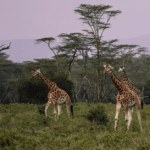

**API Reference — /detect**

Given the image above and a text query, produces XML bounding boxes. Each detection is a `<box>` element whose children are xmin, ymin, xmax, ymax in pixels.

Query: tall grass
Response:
<box><xmin>0</xmin><ymin>103</ymin><xmax>150</xmax><ymax>150</ymax></box>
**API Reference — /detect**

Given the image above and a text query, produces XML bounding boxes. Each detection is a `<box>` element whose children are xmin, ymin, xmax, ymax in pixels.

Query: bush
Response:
<box><xmin>16</xmin><ymin>78</ymin><xmax>48</xmax><ymax>104</ymax></box>
<box><xmin>37</xmin><ymin>105</ymin><xmax>45</xmax><ymax>115</ymax></box>
<box><xmin>86</xmin><ymin>105</ymin><xmax>109</xmax><ymax>125</ymax></box>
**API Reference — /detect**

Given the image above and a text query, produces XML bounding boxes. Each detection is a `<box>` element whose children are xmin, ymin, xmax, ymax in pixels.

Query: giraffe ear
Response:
<box><xmin>118</xmin><ymin>67</ymin><xmax>122</xmax><ymax>72</ymax></box>
<box><xmin>103</xmin><ymin>64</ymin><xmax>106</xmax><ymax>68</ymax></box>
<box><xmin>109</xmin><ymin>65</ymin><xmax>114</xmax><ymax>69</ymax></box>
<box><xmin>118</xmin><ymin>66</ymin><xmax>124</xmax><ymax>72</ymax></box>
<box><xmin>103</xmin><ymin>63</ymin><xmax>108</xmax><ymax>68</ymax></box>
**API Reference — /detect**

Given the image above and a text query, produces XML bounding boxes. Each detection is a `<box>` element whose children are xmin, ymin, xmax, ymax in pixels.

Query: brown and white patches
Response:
<box><xmin>104</xmin><ymin>63</ymin><xmax>143</xmax><ymax>131</ymax></box>
<box><xmin>31</xmin><ymin>67</ymin><xmax>73</xmax><ymax>119</ymax></box>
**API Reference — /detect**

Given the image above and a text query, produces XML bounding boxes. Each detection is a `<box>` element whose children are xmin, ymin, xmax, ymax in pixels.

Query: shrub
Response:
<box><xmin>37</xmin><ymin>105</ymin><xmax>45</xmax><ymax>115</ymax></box>
<box><xmin>86</xmin><ymin>105</ymin><xmax>109</xmax><ymax>125</ymax></box>
<box><xmin>17</xmin><ymin>78</ymin><xmax>48</xmax><ymax>104</ymax></box>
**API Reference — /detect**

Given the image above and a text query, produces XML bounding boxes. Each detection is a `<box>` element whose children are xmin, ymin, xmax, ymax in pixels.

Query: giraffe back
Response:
<box><xmin>117</xmin><ymin>90</ymin><xmax>141</xmax><ymax>108</ymax></box>
<box><xmin>48</xmin><ymin>87</ymin><xmax>71</xmax><ymax>104</ymax></box>
<box><xmin>119</xmin><ymin>67</ymin><xmax>141</xmax><ymax>96</ymax></box>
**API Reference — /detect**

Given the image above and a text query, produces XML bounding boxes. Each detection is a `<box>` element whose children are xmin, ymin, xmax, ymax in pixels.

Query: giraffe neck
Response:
<box><xmin>122</xmin><ymin>70</ymin><xmax>141</xmax><ymax>95</ymax></box>
<box><xmin>38</xmin><ymin>73</ymin><xmax>57</xmax><ymax>91</ymax></box>
<box><xmin>109</xmin><ymin>71</ymin><xmax>125</xmax><ymax>92</ymax></box>
<box><xmin>122</xmin><ymin>69</ymin><xmax>129</xmax><ymax>81</ymax></box>
<box><xmin>122</xmin><ymin>69</ymin><xmax>133</xmax><ymax>86</ymax></box>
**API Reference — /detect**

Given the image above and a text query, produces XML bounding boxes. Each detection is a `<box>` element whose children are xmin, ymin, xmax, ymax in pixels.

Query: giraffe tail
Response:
<box><xmin>141</xmin><ymin>97</ymin><xmax>144</xmax><ymax>109</ymax></box>
<box><xmin>70</xmin><ymin>103</ymin><xmax>74</xmax><ymax>118</ymax></box>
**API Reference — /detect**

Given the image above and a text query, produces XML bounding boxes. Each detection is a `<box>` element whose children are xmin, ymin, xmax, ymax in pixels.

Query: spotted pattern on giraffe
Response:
<box><xmin>103</xmin><ymin>63</ymin><xmax>143</xmax><ymax>131</ymax></box>
<box><xmin>32</xmin><ymin>67</ymin><xmax>73</xmax><ymax>119</ymax></box>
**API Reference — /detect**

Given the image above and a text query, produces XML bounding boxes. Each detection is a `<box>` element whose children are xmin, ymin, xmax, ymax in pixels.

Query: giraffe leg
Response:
<box><xmin>57</xmin><ymin>104</ymin><xmax>62</xmax><ymax>119</ymax></box>
<box><xmin>136</xmin><ymin>108</ymin><xmax>143</xmax><ymax>131</ymax></box>
<box><xmin>125</xmin><ymin>106</ymin><xmax>129</xmax><ymax>130</ymax></box>
<box><xmin>53</xmin><ymin>104</ymin><xmax>58</xmax><ymax>120</ymax></box>
<box><xmin>125</xmin><ymin>107</ymin><xmax>128</xmax><ymax>121</ymax></box>
<box><xmin>126</xmin><ymin>107</ymin><xmax>133</xmax><ymax>131</ymax></box>
<box><xmin>114</xmin><ymin>102</ymin><xmax>121</xmax><ymax>130</ymax></box>
<box><xmin>65</xmin><ymin>95</ymin><xmax>73</xmax><ymax>118</ymax></box>
<box><xmin>66</xmin><ymin>103</ymin><xmax>71</xmax><ymax>117</ymax></box>
<box><xmin>131</xmin><ymin>106</ymin><xmax>134</xmax><ymax>113</ymax></box>
<box><xmin>45</xmin><ymin>101</ymin><xmax>51</xmax><ymax>117</ymax></box>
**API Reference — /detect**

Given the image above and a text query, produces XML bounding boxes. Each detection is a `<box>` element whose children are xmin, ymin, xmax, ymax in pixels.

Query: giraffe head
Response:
<box><xmin>103</xmin><ymin>63</ymin><xmax>114</xmax><ymax>74</ymax></box>
<box><xmin>118</xmin><ymin>66</ymin><xmax>125</xmax><ymax>72</ymax></box>
<box><xmin>32</xmin><ymin>67</ymin><xmax>41</xmax><ymax>76</ymax></box>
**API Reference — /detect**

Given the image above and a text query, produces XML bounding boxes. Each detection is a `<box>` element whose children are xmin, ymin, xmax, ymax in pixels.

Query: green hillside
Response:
<box><xmin>0</xmin><ymin>103</ymin><xmax>150</xmax><ymax>150</ymax></box>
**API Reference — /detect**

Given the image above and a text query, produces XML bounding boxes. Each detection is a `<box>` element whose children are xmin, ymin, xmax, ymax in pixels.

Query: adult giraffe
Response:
<box><xmin>118</xmin><ymin>66</ymin><xmax>143</xmax><ymax>108</ymax></box>
<box><xmin>32</xmin><ymin>67</ymin><xmax>73</xmax><ymax>119</ymax></box>
<box><xmin>103</xmin><ymin>64</ymin><xmax>143</xmax><ymax>131</ymax></box>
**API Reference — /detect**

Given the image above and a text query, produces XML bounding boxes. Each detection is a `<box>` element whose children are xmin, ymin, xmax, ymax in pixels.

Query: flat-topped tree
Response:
<box><xmin>75</xmin><ymin>4</ymin><xmax>121</xmax><ymax>101</ymax></box>
<box><xmin>116</xmin><ymin>44</ymin><xmax>147</xmax><ymax>66</ymax></box>
<box><xmin>0</xmin><ymin>43</ymin><xmax>11</xmax><ymax>62</ymax></box>
<box><xmin>58</xmin><ymin>33</ymin><xmax>85</xmax><ymax>72</ymax></box>
<box><xmin>36</xmin><ymin>37</ymin><xmax>60</xmax><ymax>67</ymax></box>
<box><xmin>0</xmin><ymin>42</ymin><xmax>11</xmax><ymax>52</ymax></box>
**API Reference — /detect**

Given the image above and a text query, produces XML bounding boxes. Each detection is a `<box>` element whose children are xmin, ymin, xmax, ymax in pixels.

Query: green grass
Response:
<box><xmin>0</xmin><ymin>103</ymin><xmax>150</xmax><ymax>150</ymax></box>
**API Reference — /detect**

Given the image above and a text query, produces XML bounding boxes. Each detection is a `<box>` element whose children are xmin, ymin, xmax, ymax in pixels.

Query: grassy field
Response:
<box><xmin>0</xmin><ymin>103</ymin><xmax>150</xmax><ymax>150</ymax></box>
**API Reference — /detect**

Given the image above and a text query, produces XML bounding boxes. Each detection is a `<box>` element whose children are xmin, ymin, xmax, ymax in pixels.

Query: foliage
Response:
<box><xmin>37</xmin><ymin>105</ymin><xmax>45</xmax><ymax>115</ymax></box>
<box><xmin>74</xmin><ymin>4</ymin><xmax>121</xmax><ymax>101</ymax></box>
<box><xmin>86</xmin><ymin>105</ymin><xmax>109</xmax><ymax>125</ymax></box>
<box><xmin>0</xmin><ymin>4</ymin><xmax>150</xmax><ymax>104</ymax></box>
<box><xmin>17</xmin><ymin>78</ymin><xmax>48</xmax><ymax>104</ymax></box>
<box><xmin>53</xmin><ymin>77</ymin><xmax>75</xmax><ymax>99</ymax></box>
<box><xmin>16</xmin><ymin>75</ymin><xmax>75</xmax><ymax>104</ymax></box>
<box><xmin>0</xmin><ymin>55</ymin><xmax>150</xmax><ymax>104</ymax></box>
<box><xmin>0</xmin><ymin>103</ymin><xmax>150</xmax><ymax>150</ymax></box>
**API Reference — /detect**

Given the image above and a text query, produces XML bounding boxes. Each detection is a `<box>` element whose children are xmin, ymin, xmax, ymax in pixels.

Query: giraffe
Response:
<box><xmin>32</xmin><ymin>67</ymin><xmax>73</xmax><ymax>119</ymax></box>
<box><xmin>103</xmin><ymin>64</ymin><xmax>143</xmax><ymax>131</ymax></box>
<box><xmin>118</xmin><ymin>66</ymin><xmax>143</xmax><ymax>108</ymax></box>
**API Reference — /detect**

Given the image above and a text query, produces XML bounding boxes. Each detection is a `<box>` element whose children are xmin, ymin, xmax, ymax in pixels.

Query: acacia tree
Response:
<box><xmin>58</xmin><ymin>33</ymin><xmax>82</xmax><ymax>73</ymax></box>
<box><xmin>116</xmin><ymin>44</ymin><xmax>146</xmax><ymax>66</ymax></box>
<box><xmin>0</xmin><ymin>43</ymin><xmax>18</xmax><ymax>103</ymax></box>
<box><xmin>0</xmin><ymin>42</ymin><xmax>11</xmax><ymax>52</ymax></box>
<box><xmin>58</xmin><ymin>32</ymin><xmax>92</xmax><ymax>76</ymax></box>
<box><xmin>75</xmin><ymin>4</ymin><xmax>121</xmax><ymax>101</ymax></box>
<box><xmin>36</xmin><ymin>36</ymin><xmax>76</xmax><ymax>75</ymax></box>
<box><xmin>36</xmin><ymin>37</ymin><xmax>61</xmax><ymax>69</ymax></box>
<box><xmin>58</xmin><ymin>32</ymin><xmax>93</xmax><ymax>101</ymax></box>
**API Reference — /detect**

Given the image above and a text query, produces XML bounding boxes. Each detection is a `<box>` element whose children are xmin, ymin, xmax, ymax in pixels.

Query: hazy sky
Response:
<box><xmin>0</xmin><ymin>0</ymin><xmax>150</xmax><ymax>40</ymax></box>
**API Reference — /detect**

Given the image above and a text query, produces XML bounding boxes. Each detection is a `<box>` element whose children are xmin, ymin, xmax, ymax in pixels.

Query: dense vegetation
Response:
<box><xmin>0</xmin><ymin>56</ymin><xmax>150</xmax><ymax>104</ymax></box>
<box><xmin>0</xmin><ymin>103</ymin><xmax>150</xmax><ymax>150</ymax></box>
<box><xmin>0</xmin><ymin>3</ymin><xmax>150</xmax><ymax>150</ymax></box>
<box><xmin>0</xmin><ymin>4</ymin><xmax>149</xmax><ymax>104</ymax></box>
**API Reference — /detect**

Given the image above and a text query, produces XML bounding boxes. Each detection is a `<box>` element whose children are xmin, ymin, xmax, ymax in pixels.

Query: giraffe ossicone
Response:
<box><xmin>118</xmin><ymin>66</ymin><xmax>124</xmax><ymax>72</ymax></box>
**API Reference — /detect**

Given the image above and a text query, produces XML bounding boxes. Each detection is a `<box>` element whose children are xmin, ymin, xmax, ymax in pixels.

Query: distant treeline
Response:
<box><xmin>0</xmin><ymin>4</ymin><xmax>150</xmax><ymax>104</ymax></box>
<box><xmin>0</xmin><ymin>55</ymin><xmax>150</xmax><ymax>104</ymax></box>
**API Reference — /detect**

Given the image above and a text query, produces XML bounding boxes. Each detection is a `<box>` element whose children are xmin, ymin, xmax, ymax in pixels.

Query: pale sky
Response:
<box><xmin>0</xmin><ymin>0</ymin><xmax>150</xmax><ymax>40</ymax></box>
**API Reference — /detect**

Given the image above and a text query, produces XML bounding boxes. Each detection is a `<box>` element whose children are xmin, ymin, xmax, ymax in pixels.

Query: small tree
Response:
<box><xmin>36</xmin><ymin>37</ymin><xmax>61</xmax><ymax>69</ymax></box>
<box><xmin>75</xmin><ymin>4</ymin><xmax>121</xmax><ymax>101</ymax></box>
<box><xmin>0</xmin><ymin>43</ymin><xmax>11</xmax><ymax>52</ymax></box>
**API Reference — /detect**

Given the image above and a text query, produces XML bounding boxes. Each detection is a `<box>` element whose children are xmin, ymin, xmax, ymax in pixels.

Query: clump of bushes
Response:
<box><xmin>37</xmin><ymin>105</ymin><xmax>45</xmax><ymax>115</ymax></box>
<box><xmin>86</xmin><ymin>105</ymin><xmax>109</xmax><ymax>125</ymax></box>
